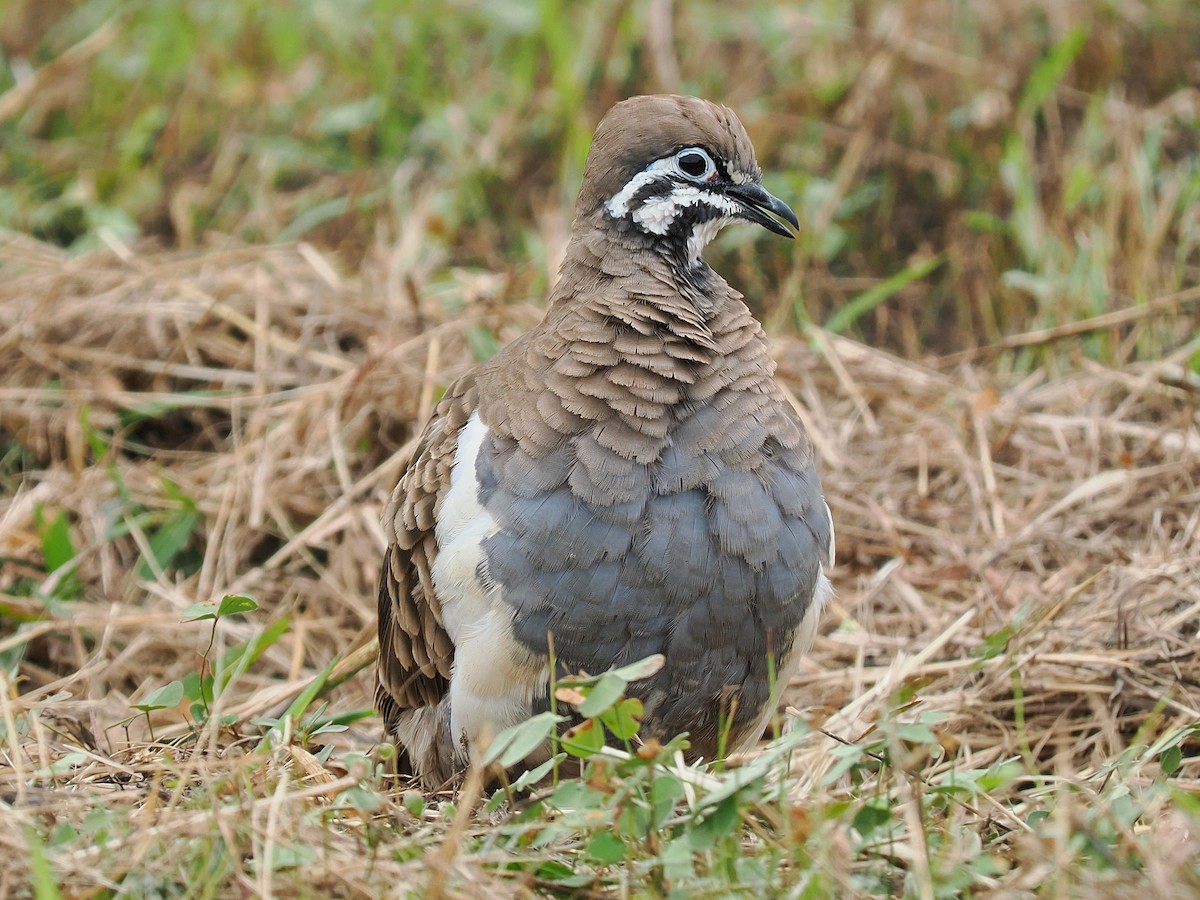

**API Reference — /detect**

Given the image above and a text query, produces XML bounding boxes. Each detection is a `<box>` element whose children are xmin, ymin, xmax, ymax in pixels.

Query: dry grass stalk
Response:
<box><xmin>1</xmin><ymin>231</ymin><xmax>1197</xmax><ymax>892</ymax></box>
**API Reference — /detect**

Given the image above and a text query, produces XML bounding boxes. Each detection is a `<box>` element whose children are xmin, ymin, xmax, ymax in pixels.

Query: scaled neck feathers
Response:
<box><xmin>545</xmin><ymin>207</ymin><xmax>745</xmax><ymax>353</ymax></box>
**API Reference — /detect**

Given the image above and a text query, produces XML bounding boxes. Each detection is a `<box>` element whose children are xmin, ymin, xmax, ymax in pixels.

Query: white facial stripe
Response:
<box><xmin>606</xmin><ymin>157</ymin><xmax>677</xmax><ymax>219</ymax></box>
<box><xmin>630</xmin><ymin>184</ymin><xmax>740</xmax><ymax>235</ymax></box>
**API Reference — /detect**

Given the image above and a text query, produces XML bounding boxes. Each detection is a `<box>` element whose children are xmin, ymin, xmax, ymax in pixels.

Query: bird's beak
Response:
<box><xmin>726</xmin><ymin>183</ymin><xmax>799</xmax><ymax>239</ymax></box>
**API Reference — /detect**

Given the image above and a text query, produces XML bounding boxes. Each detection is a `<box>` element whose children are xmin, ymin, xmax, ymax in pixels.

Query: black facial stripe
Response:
<box><xmin>677</xmin><ymin>198</ymin><xmax>727</xmax><ymax>227</ymax></box>
<box><xmin>630</xmin><ymin>180</ymin><xmax>662</xmax><ymax>211</ymax></box>
<box><xmin>661</xmin><ymin>196</ymin><xmax>731</xmax><ymax>243</ymax></box>
<box><xmin>628</xmin><ymin>175</ymin><xmax>733</xmax><ymax>217</ymax></box>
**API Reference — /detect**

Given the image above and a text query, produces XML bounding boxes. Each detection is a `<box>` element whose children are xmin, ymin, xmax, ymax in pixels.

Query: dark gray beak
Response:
<box><xmin>726</xmin><ymin>182</ymin><xmax>800</xmax><ymax>238</ymax></box>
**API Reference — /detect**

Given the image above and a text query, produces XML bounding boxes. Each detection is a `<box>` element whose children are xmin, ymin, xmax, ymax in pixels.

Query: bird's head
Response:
<box><xmin>576</xmin><ymin>95</ymin><xmax>798</xmax><ymax>264</ymax></box>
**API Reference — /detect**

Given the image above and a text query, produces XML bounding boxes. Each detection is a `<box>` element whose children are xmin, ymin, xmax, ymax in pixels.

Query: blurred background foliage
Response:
<box><xmin>1</xmin><ymin>0</ymin><xmax>1198</xmax><ymax>359</ymax></box>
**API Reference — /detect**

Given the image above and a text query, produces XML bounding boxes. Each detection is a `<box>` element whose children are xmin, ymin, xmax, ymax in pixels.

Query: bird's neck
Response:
<box><xmin>547</xmin><ymin>215</ymin><xmax>743</xmax><ymax>351</ymax></box>
<box><xmin>481</xmin><ymin>216</ymin><xmax>775</xmax><ymax>456</ymax></box>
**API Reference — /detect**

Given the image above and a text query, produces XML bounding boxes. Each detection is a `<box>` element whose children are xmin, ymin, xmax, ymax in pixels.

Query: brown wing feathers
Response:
<box><xmin>375</xmin><ymin>378</ymin><xmax>478</xmax><ymax>736</ymax></box>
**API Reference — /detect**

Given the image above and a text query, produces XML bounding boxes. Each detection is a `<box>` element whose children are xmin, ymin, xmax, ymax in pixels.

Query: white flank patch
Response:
<box><xmin>822</xmin><ymin>498</ymin><xmax>836</xmax><ymax>568</ymax></box>
<box><xmin>432</xmin><ymin>411</ymin><xmax>548</xmax><ymax>765</ymax></box>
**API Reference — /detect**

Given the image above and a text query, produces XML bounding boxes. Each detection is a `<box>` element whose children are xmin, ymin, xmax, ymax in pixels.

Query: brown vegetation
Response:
<box><xmin>1</xmin><ymin>230</ymin><xmax>1197</xmax><ymax>892</ymax></box>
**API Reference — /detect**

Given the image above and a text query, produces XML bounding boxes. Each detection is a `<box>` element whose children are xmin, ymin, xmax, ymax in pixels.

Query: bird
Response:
<box><xmin>376</xmin><ymin>94</ymin><xmax>833</xmax><ymax>789</ymax></box>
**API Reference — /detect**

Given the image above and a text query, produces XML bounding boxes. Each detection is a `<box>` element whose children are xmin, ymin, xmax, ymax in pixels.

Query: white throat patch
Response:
<box><xmin>686</xmin><ymin>216</ymin><xmax>731</xmax><ymax>263</ymax></box>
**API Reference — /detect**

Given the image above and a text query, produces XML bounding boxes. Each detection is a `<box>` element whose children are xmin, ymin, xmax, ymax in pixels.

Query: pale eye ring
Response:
<box><xmin>674</xmin><ymin>147</ymin><xmax>716</xmax><ymax>181</ymax></box>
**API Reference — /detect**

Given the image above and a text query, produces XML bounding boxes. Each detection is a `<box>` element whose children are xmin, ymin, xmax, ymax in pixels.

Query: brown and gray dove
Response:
<box><xmin>376</xmin><ymin>94</ymin><xmax>834</xmax><ymax>788</ymax></box>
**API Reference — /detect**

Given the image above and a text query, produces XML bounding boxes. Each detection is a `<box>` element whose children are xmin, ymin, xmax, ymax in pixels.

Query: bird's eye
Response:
<box><xmin>675</xmin><ymin>148</ymin><xmax>715</xmax><ymax>180</ymax></box>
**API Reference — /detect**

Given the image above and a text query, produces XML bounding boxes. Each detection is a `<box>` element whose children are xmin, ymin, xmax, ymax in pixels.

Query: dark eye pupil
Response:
<box><xmin>678</xmin><ymin>152</ymin><xmax>708</xmax><ymax>177</ymax></box>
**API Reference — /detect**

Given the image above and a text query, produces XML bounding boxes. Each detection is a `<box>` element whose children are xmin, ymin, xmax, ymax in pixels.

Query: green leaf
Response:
<box><xmin>277</xmin><ymin>656</ymin><xmax>338</xmax><ymax>726</ymax></box>
<box><xmin>689</xmin><ymin>796</ymin><xmax>740</xmax><ymax>850</ymax></box>
<box><xmin>610</xmin><ymin>654</ymin><xmax>666</xmax><ymax>682</ymax></box>
<box><xmin>338</xmin><ymin>787</ymin><xmax>382</xmax><ymax>814</ymax></box>
<box><xmin>80</xmin><ymin>808</ymin><xmax>111</xmax><ymax>843</ymax></box>
<box><xmin>183</xmin><ymin>594</ymin><xmax>258</xmax><ymax>623</ymax></box>
<box><xmin>509</xmin><ymin>754</ymin><xmax>562</xmax><ymax>790</ymax></box>
<box><xmin>482</xmin><ymin>711</ymin><xmax>564</xmax><ymax>768</ymax></box>
<box><xmin>585</xmin><ymin>831</ymin><xmax>625</xmax><ymax>865</ymax></box>
<box><xmin>48</xmin><ymin>823</ymin><xmax>78</xmax><ymax>848</ymax></box>
<box><xmin>696</xmin><ymin>764</ymin><xmax>768</xmax><ymax>810</ymax></box>
<box><xmin>659</xmin><ymin>836</ymin><xmax>695</xmax><ymax>883</ymax></box>
<box><xmin>599</xmin><ymin>697</ymin><xmax>643</xmax><ymax>741</ymax></box>
<box><xmin>25</xmin><ymin>827</ymin><xmax>62</xmax><ymax>900</ymax></box>
<box><xmin>78</xmin><ymin>405</ymin><xmax>110</xmax><ymax>460</ymax></box>
<box><xmin>135</xmin><ymin>508</ymin><xmax>198</xmax><ymax>580</ymax></box>
<box><xmin>821</xmin><ymin>741</ymin><xmax>871</xmax><ymax>785</ymax></box>
<box><xmin>1161</xmin><ymin>745</ymin><xmax>1183</xmax><ymax>777</ymax></box>
<box><xmin>650</xmin><ymin>774</ymin><xmax>684</xmax><ymax>829</ymax></box>
<box><xmin>262</xmin><ymin>844</ymin><xmax>317</xmax><ymax>872</ymax></box>
<box><xmin>36</xmin><ymin>508</ymin><xmax>75</xmax><ymax>575</ymax></box>
<box><xmin>974</xmin><ymin>625</ymin><xmax>1013</xmax><ymax>665</ymax></box>
<box><xmin>217</xmin><ymin>594</ymin><xmax>258</xmax><ymax>617</ymax></box>
<box><xmin>214</xmin><ymin>616</ymin><xmax>290</xmax><ymax>696</ymax></box>
<box><xmin>549</xmin><ymin>779</ymin><xmax>607</xmax><ymax>811</ymax></box>
<box><xmin>133</xmin><ymin>680</ymin><xmax>184</xmax><ymax>712</ymax></box>
<box><xmin>978</xmin><ymin>760</ymin><xmax>1022</xmax><ymax>792</ymax></box>
<box><xmin>182</xmin><ymin>670</ymin><xmax>214</xmax><ymax>706</ymax></box>
<box><xmin>306</xmin><ymin>707</ymin><xmax>376</xmax><ymax>730</ymax></box>
<box><xmin>403</xmin><ymin>793</ymin><xmax>425</xmax><ymax>817</ymax></box>
<box><xmin>852</xmin><ymin>798</ymin><xmax>893</xmax><ymax>838</ymax></box>
<box><xmin>617</xmin><ymin>800</ymin><xmax>651</xmax><ymax>839</ymax></box>
<box><xmin>182</xmin><ymin>603</ymin><xmax>218</xmax><ymax>622</ymax></box>
<box><xmin>578</xmin><ymin>672</ymin><xmax>627</xmax><ymax>719</ymax></box>
<box><xmin>534</xmin><ymin>859</ymin><xmax>592</xmax><ymax>888</ymax></box>
<box><xmin>32</xmin><ymin>751</ymin><xmax>90</xmax><ymax>778</ymax></box>
<box><xmin>561</xmin><ymin>718</ymin><xmax>606</xmax><ymax>758</ymax></box>
<box><xmin>891</xmin><ymin>722</ymin><xmax>939</xmax><ymax>744</ymax></box>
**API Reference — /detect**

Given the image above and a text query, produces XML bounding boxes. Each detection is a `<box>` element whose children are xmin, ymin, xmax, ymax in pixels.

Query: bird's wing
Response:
<box><xmin>375</xmin><ymin>376</ymin><xmax>479</xmax><ymax>733</ymax></box>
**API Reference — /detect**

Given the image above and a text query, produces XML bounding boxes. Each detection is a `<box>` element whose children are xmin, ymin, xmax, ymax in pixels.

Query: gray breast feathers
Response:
<box><xmin>476</xmin><ymin>389</ymin><xmax>830</xmax><ymax>756</ymax></box>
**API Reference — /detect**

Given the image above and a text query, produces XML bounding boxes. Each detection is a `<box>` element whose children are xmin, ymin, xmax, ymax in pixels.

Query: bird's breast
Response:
<box><xmin>467</xmin><ymin>399</ymin><xmax>828</xmax><ymax>685</ymax></box>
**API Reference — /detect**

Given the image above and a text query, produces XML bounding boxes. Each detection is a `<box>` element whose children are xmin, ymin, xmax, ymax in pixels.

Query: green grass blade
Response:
<box><xmin>824</xmin><ymin>255</ymin><xmax>944</xmax><ymax>335</ymax></box>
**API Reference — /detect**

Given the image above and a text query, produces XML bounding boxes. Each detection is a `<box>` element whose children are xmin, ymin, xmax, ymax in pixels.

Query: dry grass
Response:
<box><xmin>1</xmin><ymin>226</ymin><xmax>1199</xmax><ymax>895</ymax></box>
<box><xmin>5</xmin><ymin>0</ymin><xmax>1200</xmax><ymax>893</ymax></box>
<box><xmin>5</xmin><ymin>0</ymin><xmax>1200</xmax><ymax>360</ymax></box>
